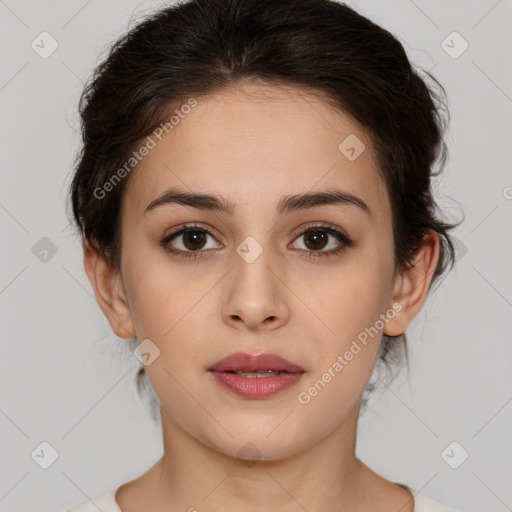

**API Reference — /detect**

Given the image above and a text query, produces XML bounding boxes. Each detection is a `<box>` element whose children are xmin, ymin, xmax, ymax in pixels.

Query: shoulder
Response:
<box><xmin>411</xmin><ymin>489</ymin><xmax>466</xmax><ymax>512</ymax></box>
<box><xmin>62</xmin><ymin>487</ymin><xmax>122</xmax><ymax>512</ymax></box>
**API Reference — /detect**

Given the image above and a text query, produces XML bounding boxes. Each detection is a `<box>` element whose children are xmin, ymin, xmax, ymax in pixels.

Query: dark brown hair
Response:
<box><xmin>67</xmin><ymin>0</ymin><xmax>461</xmax><ymax>419</ymax></box>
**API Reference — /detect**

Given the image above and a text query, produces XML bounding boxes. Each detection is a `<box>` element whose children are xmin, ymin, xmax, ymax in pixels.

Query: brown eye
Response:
<box><xmin>181</xmin><ymin>230</ymin><xmax>208</xmax><ymax>250</ymax></box>
<box><xmin>290</xmin><ymin>224</ymin><xmax>355</xmax><ymax>259</ymax></box>
<box><xmin>302</xmin><ymin>229</ymin><xmax>329</xmax><ymax>250</ymax></box>
<box><xmin>160</xmin><ymin>225</ymin><xmax>222</xmax><ymax>259</ymax></box>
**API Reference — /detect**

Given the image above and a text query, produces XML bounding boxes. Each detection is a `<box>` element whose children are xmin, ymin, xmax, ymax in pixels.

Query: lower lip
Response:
<box><xmin>209</xmin><ymin>371</ymin><xmax>304</xmax><ymax>399</ymax></box>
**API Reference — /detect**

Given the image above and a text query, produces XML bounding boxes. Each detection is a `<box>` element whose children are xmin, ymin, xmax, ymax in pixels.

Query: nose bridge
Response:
<box><xmin>222</xmin><ymin>234</ymin><xmax>289</xmax><ymax>329</ymax></box>
<box><xmin>233</xmin><ymin>234</ymin><xmax>281</xmax><ymax>299</ymax></box>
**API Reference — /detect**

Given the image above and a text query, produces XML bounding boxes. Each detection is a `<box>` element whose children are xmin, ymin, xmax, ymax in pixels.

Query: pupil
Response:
<box><xmin>305</xmin><ymin>230</ymin><xmax>327</xmax><ymax>250</ymax></box>
<box><xmin>184</xmin><ymin>230</ymin><xmax>206</xmax><ymax>250</ymax></box>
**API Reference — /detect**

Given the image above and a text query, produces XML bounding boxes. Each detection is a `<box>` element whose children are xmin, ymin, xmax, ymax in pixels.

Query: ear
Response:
<box><xmin>384</xmin><ymin>229</ymin><xmax>440</xmax><ymax>337</ymax></box>
<box><xmin>82</xmin><ymin>238</ymin><xmax>136</xmax><ymax>339</ymax></box>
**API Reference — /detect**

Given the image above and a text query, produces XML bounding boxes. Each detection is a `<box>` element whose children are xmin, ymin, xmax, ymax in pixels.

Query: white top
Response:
<box><xmin>63</xmin><ymin>484</ymin><xmax>466</xmax><ymax>512</ymax></box>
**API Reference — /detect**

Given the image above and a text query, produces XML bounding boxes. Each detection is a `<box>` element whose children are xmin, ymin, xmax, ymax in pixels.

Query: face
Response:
<box><xmin>113</xmin><ymin>82</ymin><xmax>401</xmax><ymax>460</ymax></box>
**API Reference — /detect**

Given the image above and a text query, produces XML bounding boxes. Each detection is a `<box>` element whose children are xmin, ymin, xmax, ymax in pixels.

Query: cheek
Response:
<box><xmin>295</xmin><ymin>248</ymin><xmax>394</xmax><ymax>409</ymax></box>
<box><xmin>121</xmin><ymin>233</ymin><xmax>214</xmax><ymax>340</ymax></box>
<box><xmin>309</xmin><ymin>252</ymin><xmax>394</xmax><ymax>345</ymax></box>
<box><xmin>294</xmin><ymin>270</ymin><xmax>389</xmax><ymax>420</ymax></box>
<box><xmin>123</xmin><ymin>260</ymin><xmax>212</xmax><ymax>412</ymax></box>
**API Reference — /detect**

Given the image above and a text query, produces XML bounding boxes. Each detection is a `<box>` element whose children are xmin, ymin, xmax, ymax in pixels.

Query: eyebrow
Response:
<box><xmin>144</xmin><ymin>187</ymin><xmax>372</xmax><ymax>218</ymax></box>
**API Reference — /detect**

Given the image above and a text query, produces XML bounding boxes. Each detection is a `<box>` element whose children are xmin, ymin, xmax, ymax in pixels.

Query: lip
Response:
<box><xmin>208</xmin><ymin>352</ymin><xmax>305</xmax><ymax>399</ymax></box>
<box><xmin>209</xmin><ymin>352</ymin><xmax>304</xmax><ymax>373</ymax></box>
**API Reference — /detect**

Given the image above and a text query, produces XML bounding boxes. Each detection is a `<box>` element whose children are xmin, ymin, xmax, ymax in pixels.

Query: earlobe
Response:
<box><xmin>383</xmin><ymin>229</ymin><xmax>440</xmax><ymax>337</ymax></box>
<box><xmin>83</xmin><ymin>238</ymin><xmax>136</xmax><ymax>339</ymax></box>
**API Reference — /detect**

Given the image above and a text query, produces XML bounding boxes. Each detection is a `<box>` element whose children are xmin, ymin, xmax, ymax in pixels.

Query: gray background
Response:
<box><xmin>1</xmin><ymin>0</ymin><xmax>511</xmax><ymax>511</ymax></box>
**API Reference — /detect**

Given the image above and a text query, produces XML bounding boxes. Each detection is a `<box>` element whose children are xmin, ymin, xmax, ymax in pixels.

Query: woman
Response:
<box><xmin>65</xmin><ymin>0</ymin><xmax>464</xmax><ymax>510</ymax></box>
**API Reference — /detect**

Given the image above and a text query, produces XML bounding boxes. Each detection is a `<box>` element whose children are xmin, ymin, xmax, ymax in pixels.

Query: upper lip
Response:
<box><xmin>208</xmin><ymin>352</ymin><xmax>304</xmax><ymax>373</ymax></box>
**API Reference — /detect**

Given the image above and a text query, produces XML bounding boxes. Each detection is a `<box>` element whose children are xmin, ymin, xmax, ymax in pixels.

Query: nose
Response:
<box><xmin>221</xmin><ymin>246</ymin><xmax>290</xmax><ymax>332</ymax></box>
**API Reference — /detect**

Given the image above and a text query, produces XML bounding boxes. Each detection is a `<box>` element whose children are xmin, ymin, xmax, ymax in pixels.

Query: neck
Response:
<box><xmin>148</xmin><ymin>402</ymin><xmax>369</xmax><ymax>512</ymax></box>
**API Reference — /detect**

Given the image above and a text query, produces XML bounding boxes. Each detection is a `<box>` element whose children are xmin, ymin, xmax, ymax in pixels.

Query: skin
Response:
<box><xmin>83</xmin><ymin>80</ymin><xmax>439</xmax><ymax>512</ymax></box>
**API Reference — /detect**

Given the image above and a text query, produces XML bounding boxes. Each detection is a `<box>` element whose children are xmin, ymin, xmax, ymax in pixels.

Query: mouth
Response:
<box><xmin>208</xmin><ymin>351</ymin><xmax>305</xmax><ymax>373</ymax></box>
<box><xmin>208</xmin><ymin>352</ymin><xmax>305</xmax><ymax>399</ymax></box>
<box><xmin>225</xmin><ymin>370</ymin><xmax>287</xmax><ymax>377</ymax></box>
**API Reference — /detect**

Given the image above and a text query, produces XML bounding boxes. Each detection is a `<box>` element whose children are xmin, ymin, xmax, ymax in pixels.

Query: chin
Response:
<box><xmin>198</xmin><ymin>421</ymin><xmax>311</xmax><ymax>463</ymax></box>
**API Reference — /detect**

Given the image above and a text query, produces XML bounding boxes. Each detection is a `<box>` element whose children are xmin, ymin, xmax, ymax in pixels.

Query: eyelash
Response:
<box><xmin>159</xmin><ymin>222</ymin><xmax>354</xmax><ymax>261</ymax></box>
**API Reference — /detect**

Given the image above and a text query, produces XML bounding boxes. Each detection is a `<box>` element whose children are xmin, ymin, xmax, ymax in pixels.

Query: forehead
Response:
<box><xmin>122</xmin><ymin>82</ymin><xmax>389</xmax><ymax>221</ymax></box>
